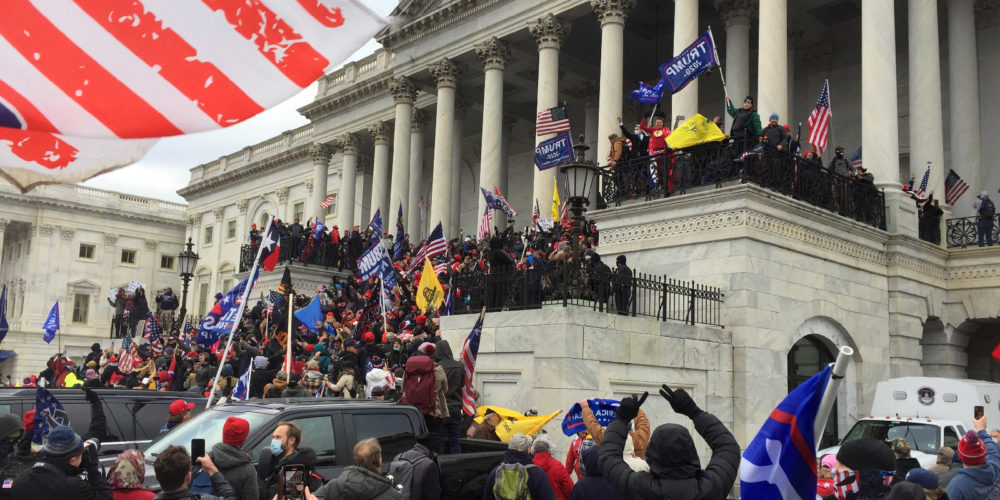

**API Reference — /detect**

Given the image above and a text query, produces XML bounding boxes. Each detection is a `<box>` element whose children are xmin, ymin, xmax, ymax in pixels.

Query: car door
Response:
<box><xmin>246</xmin><ymin>412</ymin><xmax>341</xmax><ymax>482</ymax></box>
<box><xmin>343</xmin><ymin>409</ymin><xmax>421</xmax><ymax>469</ymax></box>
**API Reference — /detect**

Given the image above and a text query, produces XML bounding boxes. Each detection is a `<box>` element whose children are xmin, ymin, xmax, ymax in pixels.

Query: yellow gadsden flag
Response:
<box><xmin>416</xmin><ymin>258</ymin><xmax>444</xmax><ymax>313</ymax></box>
<box><xmin>666</xmin><ymin>113</ymin><xmax>727</xmax><ymax>150</ymax></box>
<box><xmin>473</xmin><ymin>406</ymin><xmax>561</xmax><ymax>442</ymax></box>
<box><xmin>551</xmin><ymin>182</ymin><xmax>561</xmax><ymax>219</ymax></box>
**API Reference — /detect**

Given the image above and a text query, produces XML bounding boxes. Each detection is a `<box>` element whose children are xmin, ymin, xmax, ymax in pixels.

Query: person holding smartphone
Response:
<box><xmin>151</xmin><ymin>446</ymin><xmax>234</xmax><ymax>500</ymax></box>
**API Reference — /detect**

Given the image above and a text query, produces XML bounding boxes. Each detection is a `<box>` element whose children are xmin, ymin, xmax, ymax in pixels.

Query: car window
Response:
<box><xmin>126</xmin><ymin>401</ymin><xmax>174</xmax><ymax>440</ymax></box>
<box><xmin>352</xmin><ymin>413</ymin><xmax>414</xmax><ymax>441</ymax></box>
<box><xmin>146</xmin><ymin>410</ymin><xmax>273</xmax><ymax>457</ymax></box>
<box><xmin>944</xmin><ymin>426</ymin><xmax>960</xmax><ymax>448</ymax></box>
<box><xmin>249</xmin><ymin>416</ymin><xmax>337</xmax><ymax>466</ymax></box>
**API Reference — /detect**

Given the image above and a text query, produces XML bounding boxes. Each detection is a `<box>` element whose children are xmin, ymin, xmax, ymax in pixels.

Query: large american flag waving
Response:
<box><xmin>0</xmin><ymin>1</ymin><xmax>385</xmax><ymax>191</ymax></box>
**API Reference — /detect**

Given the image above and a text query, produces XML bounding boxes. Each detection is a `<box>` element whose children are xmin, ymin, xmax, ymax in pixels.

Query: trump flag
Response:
<box><xmin>0</xmin><ymin>1</ymin><xmax>386</xmax><ymax>191</ymax></box>
<box><xmin>740</xmin><ymin>365</ymin><xmax>832</xmax><ymax>499</ymax></box>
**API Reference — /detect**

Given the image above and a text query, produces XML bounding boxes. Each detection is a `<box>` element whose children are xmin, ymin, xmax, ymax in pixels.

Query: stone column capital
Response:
<box><xmin>799</xmin><ymin>42</ymin><xmax>832</xmax><ymax>74</ymax></box>
<box><xmin>590</xmin><ymin>0</ymin><xmax>636</xmax><ymax>27</ymax></box>
<box><xmin>975</xmin><ymin>0</ymin><xmax>1000</xmax><ymax>28</ymax></box>
<box><xmin>430</xmin><ymin>57</ymin><xmax>461</xmax><ymax>89</ymax></box>
<box><xmin>59</xmin><ymin>227</ymin><xmax>75</xmax><ymax>241</ymax></box>
<box><xmin>236</xmin><ymin>199</ymin><xmax>249</xmax><ymax>214</ymax></box>
<box><xmin>144</xmin><ymin>239</ymin><xmax>159</xmax><ymax>250</ymax></box>
<box><xmin>0</xmin><ymin>218</ymin><xmax>9</xmax><ymax>232</ymax></box>
<box><xmin>411</xmin><ymin>108</ymin><xmax>429</xmax><ymax>133</ymax></box>
<box><xmin>715</xmin><ymin>0</ymin><xmax>756</xmax><ymax>27</ymax></box>
<box><xmin>212</xmin><ymin>207</ymin><xmax>225</xmax><ymax>219</ymax></box>
<box><xmin>368</xmin><ymin>121</ymin><xmax>393</xmax><ymax>145</ymax></box>
<box><xmin>275</xmin><ymin>187</ymin><xmax>290</xmax><ymax>202</ymax></box>
<box><xmin>530</xmin><ymin>13</ymin><xmax>571</xmax><ymax>50</ymax></box>
<box><xmin>36</xmin><ymin>224</ymin><xmax>54</xmax><ymax>237</ymax></box>
<box><xmin>310</xmin><ymin>143</ymin><xmax>332</xmax><ymax>163</ymax></box>
<box><xmin>475</xmin><ymin>37</ymin><xmax>510</xmax><ymax>71</ymax></box>
<box><xmin>573</xmin><ymin>82</ymin><xmax>601</xmax><ymax>103</ymax></box>
<box><xmin>337</xmin><ymin>132</ymin><xmax>359</xmax><ymax>155</ymax></box>
<box><xmin>389</xmin><ymin>76</ymin><xmax>417</xmax><ymax>104</ymax></box>
<box><xmin>357</xmin><ymin>155</ymin><xmax>373</xmax><ymax>174</ymax></box>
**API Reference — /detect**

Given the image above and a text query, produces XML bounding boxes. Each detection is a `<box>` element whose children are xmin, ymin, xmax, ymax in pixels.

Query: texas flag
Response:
<box><xmin>0</xmin><ymin>1</ymin><xmax>386</xmax><ymax>191</ymax></box>
<box><xmin>740</xmin><ymin>365</ymin><xmax>832</xmax><ymax>499</ymax></box>
<box><xmin>258</xmin><ymin>219</ymin><xmax>280</xmax><ymax>272</ymax></box>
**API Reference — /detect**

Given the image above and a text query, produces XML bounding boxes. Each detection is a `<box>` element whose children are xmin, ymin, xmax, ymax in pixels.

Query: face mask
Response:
<box><xmin>269</xmin><ymin>438</ymin><xmax>284</xmax><ymax>456</ymax></box>
<box><xmin>393</xmin><ymin>347</ymin><xmax>400</xmax><ymax>352</ymax></box>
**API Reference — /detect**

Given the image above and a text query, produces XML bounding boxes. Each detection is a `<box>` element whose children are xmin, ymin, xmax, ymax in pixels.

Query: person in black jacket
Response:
<box><xmin>152</xmin><ymin>446</ymin><xmax>235</xmax><ymax>500</ymax></box>
<box><xmin>434</xmin><ymin>341</ymin><xmax>465</xmax><ymax>455</ymax></box>
<box><xmin>597</xmin><ymin>385</ymin><xmax>740</xmax><ymax>500</ymax></box>
<box><xmin>9</xmin><ymin>425</ymin><xmax>112</xmax><ymax>500</ymax></box>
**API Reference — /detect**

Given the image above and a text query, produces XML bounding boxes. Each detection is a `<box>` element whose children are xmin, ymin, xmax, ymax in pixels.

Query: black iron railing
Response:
<box><xmin>946</xmin><ymin>216</ymin><xmax>1000</xmax><ymax>248</ymax></box>
<box><xmin>239</xmin><ymin>236</ymin><xmax>345</xmax><ymax>272</ymax></box>
<box><xmin>602</xmin><ymin>142</ymin><xmax>887</xmax><ymax>230</ymax></box>
<box><xmin>448</xmin><ymin>262</ymin><xmax>724</xmax><ymax>326</ymax></box>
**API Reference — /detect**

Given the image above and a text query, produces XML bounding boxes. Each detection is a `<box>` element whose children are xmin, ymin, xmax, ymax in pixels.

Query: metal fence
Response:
<box><xmin>602</xmin><ymin>142</ymin><xmax>886</xmax><ymax>230</ymax></box>
<box><xmin>946</xmin><ymin>216</ymin><xmax>1000</xmax><ymax>248</ymax></box>
<box><xmin>448</xmin><ymin>262</ymin><xmax>724</xmax><ymax>326</ymax></box>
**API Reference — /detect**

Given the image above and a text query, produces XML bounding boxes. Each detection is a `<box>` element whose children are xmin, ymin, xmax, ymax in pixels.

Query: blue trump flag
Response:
<box><xmin>562</xmin><ymin>399</ymin><xmax>620</xmax><ymax>436</ymax></box>
<box><xmin>480</xmin><ymin>187</ymin><xmax>497</xmax><ymax>209</ymax></box>
<box><xmin>42</xmin><ymin>302</ymin><xmax>59</xmax><ymax>344</ymax></box>
<box><xmin>312</xmin><ymin>219</ymin><xmax>326</xmax><ymax>241</ymax></box>
<box><xmin>293</xmin><ymin>295</ymin><xmax>324</xmax><ymax>333</ymax></box>
<box><xmin>232</xmin><ymin>364</ymin><xmax>252</xmax><ymax>401</ymax></box>
<box><xmin>533</xmin><ymin>132</ymin><xmax>574</xmax><ymax>171</ymax></box>
<box><xmin>0</xmin><ymin>284</ymin><xmax>8</xmax><ymax>344</ymax></box>
<box><xmin>393</xmin><ymin>203</ymin><xmax>405</xmax><ymax>261</ymax></box>
<box><xmin>33</xmin><ymin>386</ymin><xmax>69</xmax><ymax>445</ymax></box>
<box><xmin>368</xmin><ymin>209</ymin><xmax>383</xmax><ymax>245</ymax></box>
<box><xmin>197</xmin><ymin>267</ymin><xmax>258</xmax><ymax>345</ymax></box>
<box><xmin>658</xmin><ymin>30</ymin><xmax>720</xmax><ymax>94</ymax></box>
<box><xmin>740</xmin><ymin>364</ymin><xmax>832</xmax><ymax>499</ymax></box>
<box><xmin>629</xmin><ymin>79</ymin><xmax>665</xmax><ymax>104</ymax></box>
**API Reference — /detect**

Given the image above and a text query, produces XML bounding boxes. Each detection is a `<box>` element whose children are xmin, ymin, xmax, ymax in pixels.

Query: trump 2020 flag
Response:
<box><xmin>33</xmin><ymin>386</ymin><xmax>69</xmax><ymax>445</ymax></box>
<box><xmin>232</xmin><ymin>364</ymin><xmax>252</xmax><ymax>401</ymax></box>
<box><xmin>197</xmin><ymin>267</ymin><xmax>258</xmax><ymax>345</ymax></box>
<box><xmin>658</xmin><ymin>30</ymin><xmax>719</xmax><ymax>94</ymax></box>
<box><xmin>740</xmin><ymin>365</ymin><xmax>832</xmax><ymax>499</ymax></box>
<box><xmin>42</xmin><ymin>302</ymin><xmax>59</xmax><ymax>343</ymax></box>
<box><xmin>562</xmin><ymin>399</ymin><xmax>620</xmax><ymax>436</ymax></box>
<box><xmin>629</xmin><ymin>79</ymin><xmax>665</xmax><ymax>104</ymax></box>
<box><xmin>0</xmin><ymin>1</ymin><xmax>386</xmax><ymax>192</ymax></box>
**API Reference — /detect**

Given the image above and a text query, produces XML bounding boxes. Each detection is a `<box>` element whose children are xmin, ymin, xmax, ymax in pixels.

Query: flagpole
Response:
<box><xmin>813</xmin><ymin>345</ymin><xmax>854</xmax><ymax>449</ymax></box>
<box><xmin>286</xmin><ymin>294</ymin><xmax>294</xmax><ymax>375</ymax></box>
<box><xmin>378</xmin><ymin>276</ymin><xmax>387</xmax><ymax>334</ymax></box>
<box><xmin>206</xmin><ymin>219</ymin><xmax>272</xmax><ymax>408</ymax></box>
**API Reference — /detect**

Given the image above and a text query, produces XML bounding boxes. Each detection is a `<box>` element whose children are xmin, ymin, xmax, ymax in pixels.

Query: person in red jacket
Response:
<box><xmin>532</xmin><ymin>436</ymin><xmax>574</xmax><ymax>500</ymax></box>
<box><xmin>637</xmin><ymin>116</ymin><xmax>674</xmax><ymax>193</ymax></box>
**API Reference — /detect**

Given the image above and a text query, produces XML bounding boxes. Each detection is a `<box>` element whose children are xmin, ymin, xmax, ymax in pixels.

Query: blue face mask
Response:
<box><xmin>269</xmin><ymin>438</ymin><xmax>283</xmax><ymax>456</ymax></box>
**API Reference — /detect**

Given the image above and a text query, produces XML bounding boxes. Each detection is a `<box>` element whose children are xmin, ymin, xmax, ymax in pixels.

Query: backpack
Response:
<box><xmin>981</xmin><ymin>198</ymin><xmax>996</xmax><ymax>219</ymax></box>
<box><xmin>399</xmin><ymin>356</ymin><xmax>435</xmax><ymax>415</ymax></box>
<box><xmin>387</xmin><ymin>452</ymin><xmax>423</xmax><ymax>500</ymax></box>
<box><xmin>491</xmin><ymin>462</ymin><xmax>538</xmax><ymax>500</ymax></box>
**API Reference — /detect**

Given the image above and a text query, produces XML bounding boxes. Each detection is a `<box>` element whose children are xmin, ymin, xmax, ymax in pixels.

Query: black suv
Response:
<box><xmin>145</xmin><ymin>399</ymin><xmax>507</xmax><ymax>500</ymax></box>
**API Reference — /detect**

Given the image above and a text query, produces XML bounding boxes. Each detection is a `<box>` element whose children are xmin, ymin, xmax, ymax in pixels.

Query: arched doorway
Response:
<box><xmin>788</xmin><ymin>334</ymin><xmax>838</xmax><ymax>448</ymax></box>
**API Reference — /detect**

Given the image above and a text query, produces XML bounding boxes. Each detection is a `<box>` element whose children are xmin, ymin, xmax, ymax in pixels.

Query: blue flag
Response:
<box><xmin>480</xmin><ymin>187</ymin><xmax>497</xmax><ymax>209</ymax></box>
<box><xmin>658</xmin><ymin>30</ymin><xmax>720</xmax><ymax>95</ymax></box>
<box><xmin>561</xmin><ymin>399</ymin><xmax>620</xmax><ymax>436</ymax></box>
<box><xmin>33</xmin><ymin>387</ymin><xmax>69</xmax><ymax>445</ymax></box>
<box><xmin>628</xmin><ymin>79</ymin><xmax>665</xmax><ymax>103</ymax></box>
<box><xmin>740</xmin><ymin>365</ymin><xmax>832</xmax><ymax>499</ymax></box>
<box><xmin>312</xmin><ymin>219</ymin><xmax>326</xmax><ymax>241</ymax></box>
<box><xmin>233</xmin><ymin>364</ymin><xmax>252</xmax><ymax>400</ymax></box>
<box><xmin>0</xmin><ymin>284</ymin><xmax>8</xmax><ymax>344</ymax></box>
<box><xmin>293</xmin><ymin>295</ymin><xmax>324</xmax><ymax>333</ymax></box>
<box><xmin>42</xmin><ymin>302</ymin><xmax>59</xmax><ymax>344</ymax></box>
<box><xmin>368</xmin><ymin>209</ymin><xmax>383</xmax><ymax>246</ymax></box>
<box><xmin>393</xmin><ymin>203</ymin><xmax>405</xmax><ymax>261</ymax></box>
<box><xmin>197</xmin><ymin>267</ymin><xmax>258</xmax><ymax>345</ymax></box>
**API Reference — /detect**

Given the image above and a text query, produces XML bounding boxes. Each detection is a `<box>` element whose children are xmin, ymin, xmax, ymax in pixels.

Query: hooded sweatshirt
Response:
<box><xmin>928</xmin><ymin>446</ymin><xmax>955</xmax><ymax>474</ymax></box>
<box><xmin>209</xmin><ymin>442</ymin><xmax>258</xmax><ymax>500</ymax></box>
<box><xmin>312</xmin><ymin>466</ymin><xmax>401</xmax><ymax>500</ymax></box>
<box><xmin>570</xmin><ymin>446</ymin><xmax>621</xmax><ymax>500</ymax></box>
<box><xmin>946</xmin><ymin>429</ymin><xmax>1000</xmax><ymax>500</ymax></box>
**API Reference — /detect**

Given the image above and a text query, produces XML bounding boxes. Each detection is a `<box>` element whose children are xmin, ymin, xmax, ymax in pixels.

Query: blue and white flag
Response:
<box><xmin>33</xmin><ymin>387</ymin><xmax>69</xmax><ymax>445</ymax></box>
<box><xmin>312</xmin><ymin>219</ymin><xmax>326</xmax><ymax>241</ymax></box>
<box><xmin>42</xmin><ymin>302</ymin><xmax>59</xmax><ymax>344</ymax></box>
<box><xmin>480</xmin><ymin>187</ymin><xmax>497</xmax><ymax>210</ymax></box>
<box><xmin>393</xmin><ymin>203</ymin><xmax>405</xmax><ymax>261</ymax></box>
<box><xmin>197</xmin><ymin>267</ymin><xmax>259</xmax><ymax>345</ymax></box>
<box><xmin>356</xmin><ymin>241</ymin><xmax>397</xmax><ymax>294</ymax></box>
<box><xmin>232</xmin><ymin>364</ymin><xmax>252</xmax><ymax>401</ymax></box>
<box><xmin>658</xmin><ymin>30</ymin><xmax>720</xmax><ymax>95</ymax></box>
<box><xmin>368</xmin><ymin>209</ymin><xmax>383</xmax><ymax>246</ymax></box>
<box><xmin>0</xmin><ymin>284</ymin><xmax>8</xmax><ymax>344</ymax></box>
<box><xmin>533</xmin><ymin>132</ymin><xmax>574</xmax><ymax>171</ymax></box>
<box><xmin>740</xmin><ymin>365</ymin><xmax>832</xmax><ymax>499</ymax></box>
<box><xmin>629</xmin><ymin>78</ymin><xmax>665</xmax><ymax>103</ymax></box>
<box><xmin>562</xmin><ymin>399</ymin><xmax>620</xmax><ymax>436</ymax></box>
<box><xmin>293</xmin><ymin>295</ymin><xmax>324</xmax><ymax>333</ymax></box>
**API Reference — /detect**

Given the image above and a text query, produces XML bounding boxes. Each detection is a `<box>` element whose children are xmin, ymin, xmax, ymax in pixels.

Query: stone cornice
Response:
<box><xmin>177</xmin><ymin>144</ymin><xmax>312</xmax><ymax>199</ymax></box>
<box><xmin>0</xmin><ymin>192</ymin><xmax>184</xmax><ymax>227</ymax></box>
<box><xmin>298</xmin><ymin>76</ymin><xmax>392</xmax><ymax>122</ymax></box>
<box><xmin>377</xmin><ymin>0</ymin><xmax>504</xmax><ymax>50</ymax></box>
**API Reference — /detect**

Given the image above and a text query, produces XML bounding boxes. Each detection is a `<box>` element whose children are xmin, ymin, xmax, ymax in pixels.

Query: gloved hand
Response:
<box><xmin>85</xmin><ymin>441</ymin><xmax>99</xmax><ymax>466</ymax></box>
<box><xmin>83</xmin><ymin>387</ymin><xmax>100</xmax><ymax>406</ymax></box>
<box><xmin>660</xmin><ymin>384</ymin><xmax>700</xmax><ymax>418</ymax></box>
<box><xmin>616</xmin><ymin>392</ymin><xmax>648</xmax><ymax>422</ymax></box>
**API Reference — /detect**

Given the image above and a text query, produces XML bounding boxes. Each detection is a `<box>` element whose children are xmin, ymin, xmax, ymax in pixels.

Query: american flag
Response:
<box><xmin>460</xmin><ymin>310</ymin><xmax>485</xmax><ymax>416</ymax></box>
<box><xmin>849</xmin><ymin>146</ymin><xmax>862</xmax><ymax>169</ymax></box>
<box><xmin>320</xmin><ymin>194</ymin><xmax>336</xmax><ymax>209</ymax></box>
<box><xmin>535</xmin><ymin>106</ymin><xmax>570</xmax><ymax>136</ymax></box>
<box><xmin>807</xmin><ymin>80</ymin><xmax>832</xmax><ymax>157</ymax></box>
<box><xmin>478</xmin><ymin>207</ymin><xmax>492</xmax><ymax>241</ymax></box>
<box><xmin>531</xmin><ymin>199</ymin><xmax>540</xmax><ymax>230</ymax></box>
<box><xmin>0</xmin><ymin>2</ymin><xmax>386</xmax><ymax>192</ymax></box>
<box><xmin>914</xmin><ymin>164</ymin><xmax>931</xmax><ymax>198</ymax></box>
<box><xmin>143</xmin><ymin>311</ymin><xmax>162</xmax><ymax>343</ymax></box>
<box><xmin>118</xmin><ymin>332</ymin><xmax>137</xmax><ymax>373</ymax></box>
<box><xmin>433</xmin><ymin>260</ymin><xmax>449</xmax><ymax>276</ymax></box>
<box><xmin>267</xmin><ymin>290</ymin><xmax>283</xmax><ymax>315</ymax></box>
<box><xmin>945</xmin><ymin>169</ymin><xmax>970</xmax><ymax>205</ymax></box>
<box><xmin>406</xmin><ymin>222</ymin><xmax>447</xmax><ymax>275</ymax></box>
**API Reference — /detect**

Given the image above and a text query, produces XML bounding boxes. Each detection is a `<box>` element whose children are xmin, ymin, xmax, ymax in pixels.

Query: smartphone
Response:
<box><xmin>975</xmin><ymin>405</ymin><xmax>985</xmax><ymax>419</ymax></box>
<box><xmin>190</xmin><ymin>439</ymin><xmax>205</xmax><ymax>465</ymax></box>
<box><xmin>277</xmin><ymin>464</ymin><xmax>306</xmax><ymax>500</ymax></box>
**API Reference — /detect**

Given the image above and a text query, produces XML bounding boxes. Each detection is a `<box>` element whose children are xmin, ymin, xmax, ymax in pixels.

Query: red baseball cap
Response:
<box><xmin>169</xmin><ymin>399</ymin><xmax>195</xmax><ymax>416</ymax></box>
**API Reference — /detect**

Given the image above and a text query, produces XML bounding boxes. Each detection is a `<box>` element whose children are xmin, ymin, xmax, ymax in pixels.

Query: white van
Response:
<box><xmin>818</xmin><ymin>377</ymin><xmax>1000</xmax><ymax>467</ymax></box>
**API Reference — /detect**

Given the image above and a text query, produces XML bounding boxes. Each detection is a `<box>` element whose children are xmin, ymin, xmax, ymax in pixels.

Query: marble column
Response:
<box><xmin>389</xmin><ymin>76</ymin><xmax>416</xmax><ymax>225</ymax></box>
<box><xmin>368</xmin><ymin>121</ymin><xmax>393</xmax><ymax>224</ymax></box>
<box><xmin>757</xmin><ymin>0</ymin><xmax>788</xmax><ymax>124</ymax></box>
<box><xmin>948</xmin><ymin>0</ymin><xmax>982</xmax><ymax>212</ymax></box>
<box><xmin>429</xmin><ymin>58</ymin><xmax>459</xmax><ymax>235</ymax></box>
<box><xmin>908</xmin><ymin>0</ymin><xmax>946</xmax><ymax>203</ymax></box>
<box><xmin>408</xmin><ymin>108</ymin><xmax>428</xmax><ymax>236</ymax></box>
<box><xmin>475</xmin><ymin>37</ymin><xmax>510</xmax><ymax>219</ymax></box>
<box><xmin>451</xmin><ymin>99</ymin><xmax>468</xmax><ymax>238</ymax></box>
<box><xmin>672</xmin><ymin>0</ymin><xmax>699</xmax><ymax>121</ymax></box>
<box><xmin>309</xmin><ymin>143</ymin><xmax>332</xmax><ymax>221</ymax></box>
<box><xmin>862</xmin><ymin>0</ymin><xmax>901</xmax><ymax>186</ymax></box>
<box><xmin>530</xmin><ymin>14</ymin><xmax>570</xmax><ymax>213</ymax></box>
<box><xmin>591</xmin><ymin>0</ymin><xmax>635</xmax><ymax>172</ymax></box>
<box><xmin>337</xmin><ymin>133</ymin><xmax>359</xmax><ymax>230</ymax></box>
<box><xmin>717</xmin><ymin>0</ymin><xmax>754</xmax><ymax>132</ymax></box>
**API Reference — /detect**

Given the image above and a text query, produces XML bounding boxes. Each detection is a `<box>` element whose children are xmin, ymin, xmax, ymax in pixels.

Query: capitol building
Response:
<box><xmin>4</xmin><ymin>0</ymin><xmax>1000</xmax><ymax>455</ymax></box>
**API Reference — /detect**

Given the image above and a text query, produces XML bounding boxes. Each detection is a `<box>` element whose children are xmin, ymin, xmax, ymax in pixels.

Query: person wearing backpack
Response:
<box><xmin>978</xmin><ymin>191</ymin><xmax>996</xmax><ymax>247</ymax></box>
<box><xmin>387</xmin><ymin>434</ymin><xmax>442</xmax><ymax>500</ymax></box>
<box><xmin>483</xmin><ymin>434</ymin><xmax>555</xmax><ymax>500</ymax></box>
<box><xmin>401</xmin><ymin>342</ymin><xmax>449</xmax><ymax>438</ymax></box>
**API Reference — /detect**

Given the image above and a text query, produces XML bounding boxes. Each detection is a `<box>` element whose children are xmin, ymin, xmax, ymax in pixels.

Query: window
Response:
<box><xmin>198</xmin><ymin>282</ymin><xmax>209</xmax><ymax>317</ymax></box>
<box><xmin>222</xmin><ymin>279</ymin><xmax>234</xmax><ymax>293</ymax></box>
<box><xmin>249</xmin><ymin>416</ymin><xmax>336</xmax><ymax>465</ymax></box>
<box><xmin>78</xmin><ymin>244</ymin><xmax>95</xmax><ymax>260</ymax></box>
<box><xmin>120</xmin><ymin>249</ymin><xmax>136</xmax><ymax>265</ymax></box>
<box><xmin>944</xmin><ymin>426</ymin><xmax>960</xmax><ymax>448</ymax></box>
<box><xmin>160</xmin><ymin>255</ymin><xmax>175</xmax><ymax>270</ymax></box>
<box><xmin>204</xmin><ymin>226</ymin><xmax>214</xmax><ymax>245</ymax></box>
<box><xmin>72</xmin><ymin>293</ymin><xmax>89</xmax><ymax>324</ymax></box>
<box><xmin>294</xmin><ymin>202</ymin><xmax>304</xmax><ymax>222</ymax></box>
<box><xmin>226</xmin><ymin>220</ymin><xmax>237</xmax><ymax>240</ymax></box>
<box><xmin>352</xmin><ymin>413</ymin><xmax>415</xmax><ymax>462</ymax></box>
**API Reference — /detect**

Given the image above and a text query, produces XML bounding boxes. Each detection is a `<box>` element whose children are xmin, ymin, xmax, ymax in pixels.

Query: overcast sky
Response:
<box><xmin>82</xmin><ymin>0</ymin><xmax>398</xmax><ymax>204</ymax></box>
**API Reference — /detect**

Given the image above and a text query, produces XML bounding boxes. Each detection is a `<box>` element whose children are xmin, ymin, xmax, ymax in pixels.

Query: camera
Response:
<box><xmin>80</xmin><ymin>438</ymin><xmax>101</xmax><ymax>468</ymax></box>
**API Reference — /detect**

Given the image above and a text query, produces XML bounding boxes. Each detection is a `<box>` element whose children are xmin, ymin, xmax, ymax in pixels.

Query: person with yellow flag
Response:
<box><xmin>472</xmin><ymin>405</ymin><xmax>561</xmax><ymax>442</ymax></box>
<box><xmin>416</xmin><ymin>258</ymin><xmax>444</xmax><ymax>314</ymax></box>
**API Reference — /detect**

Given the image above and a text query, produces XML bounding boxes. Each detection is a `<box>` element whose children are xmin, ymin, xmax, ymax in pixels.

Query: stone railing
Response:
<box><xmin>317</xmin><ymin>49</ymin><xmax>394</xmax><ymax>97</ymax></box>
<box><xmin>189</xmin><ymin>124</ymin><xmax>314</xmax><ymax>182</ymax></box>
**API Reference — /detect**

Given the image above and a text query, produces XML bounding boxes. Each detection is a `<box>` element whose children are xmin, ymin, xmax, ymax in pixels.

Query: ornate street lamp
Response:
<box><xmin>175</xmin><ymin>237</ymin><xmax>199</xmax><ymax>334</ymax></box>
<box><xmin>559</xmin><ymin>135</ymin><xmax>601</xmax><ymax>256</ymax></box>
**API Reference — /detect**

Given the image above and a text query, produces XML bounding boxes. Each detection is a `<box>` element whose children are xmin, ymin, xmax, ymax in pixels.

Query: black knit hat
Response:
<box><xmin>744</xmin><ymin>95</ymin><xmax>754</xmax><ymax>105</ymax></box>
<box><xmin>836</xmin><ymin>438</ymin><xmax>896</xmax><ymax>470</ymax></box>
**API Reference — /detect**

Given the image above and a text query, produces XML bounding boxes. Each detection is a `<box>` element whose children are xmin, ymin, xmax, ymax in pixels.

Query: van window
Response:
<box><xmin>944</xmin><ymin>426</ymin><xmax>960</xmax><ymax>448</ymax></box>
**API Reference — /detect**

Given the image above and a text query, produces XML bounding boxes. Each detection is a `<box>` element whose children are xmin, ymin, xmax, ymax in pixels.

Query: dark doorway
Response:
<box><xmin>788</xmin><ymin>334</ymin><xmax>838</xmax><ymax>448</ymax></box>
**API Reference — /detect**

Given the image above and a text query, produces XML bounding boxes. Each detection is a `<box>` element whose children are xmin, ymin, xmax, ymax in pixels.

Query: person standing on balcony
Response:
<box><xmin>108</xmin><ymin>288</ymin><xmax>127</xmax><ymax>338</ymax></box>
<box><xmin>618</xmin><ymin>118</ymin><xmax>649</xmax><ymax>159</ymax></box>
<box><xmin>829</xmin><ymin>146</ymin><xmax>851</xmax><ymax>177</ymax></box>
<box><xmin>612</xmin><ymin>255</ymin><xmax>632</xmax><ymax>316</ymax></box>
<box><xmin>977</xmin><ymin>191</ymin><xmax>995</xmax><ymax>247</ymax></box>
<box><xmin>725</xmin><ymin>95</ymin><xmax>761</xmax><ymax>156</ymax></box>
<box><xmin>288</xmin><ymin>218</ymin><xmax>304</xmax><ymax>260</ymax></box>
<box><xmin>761</xmin><ymin>114</ymin><xmax>787</xmax><ymax>151</ymax></box>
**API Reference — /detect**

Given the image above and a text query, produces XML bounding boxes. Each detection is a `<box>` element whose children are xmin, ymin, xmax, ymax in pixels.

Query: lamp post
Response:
<box><xmin>559</xmin><ymin>135</ymin><xmax>601</xmax><ymax>257</ymax></box>
<box><xmin>176</xmin><ymin>237</ymin><xmax>199</xmax><ymax>334</ymax></box>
